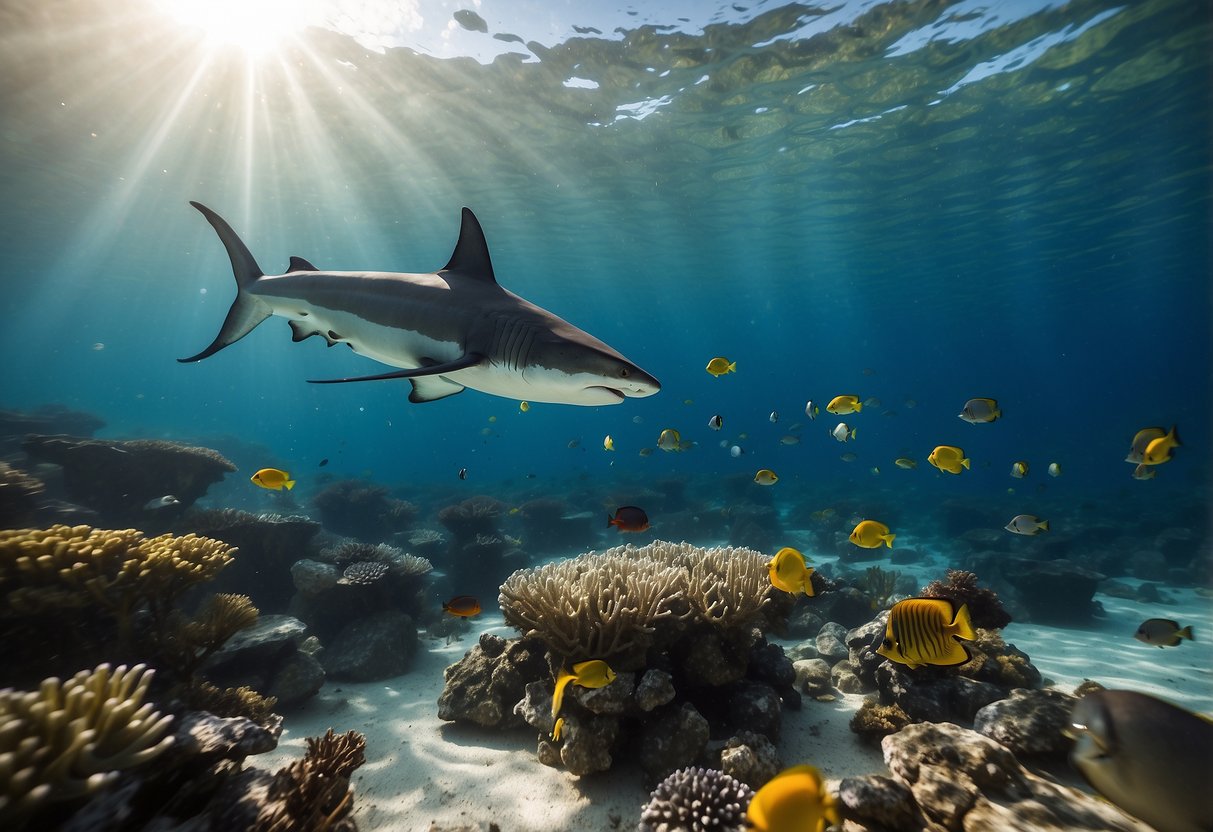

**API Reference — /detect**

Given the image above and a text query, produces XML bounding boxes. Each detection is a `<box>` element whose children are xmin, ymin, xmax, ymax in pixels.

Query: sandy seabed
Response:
<box><xmin>258</xmin><ymin>547</ymin><xmax>1213</xmax><ymax>832</ymax></box>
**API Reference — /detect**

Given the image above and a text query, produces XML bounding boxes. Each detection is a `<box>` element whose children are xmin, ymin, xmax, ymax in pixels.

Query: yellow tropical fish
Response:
<box><xmin>894</xmin><ymin>457</ymin><xmax>917</xmax><ymax>469</ymax></box>
<box><xmin>251</xmin><ymin>468</ymin><xmax>294</xmax><ymax>490</ymax></box>
<box><xmin>603</xmin><ymin>435</ymin><xmax>615</xmax><ymax>451</ymax></box>
<box><xmin>1141</xmin><ymin>425</ymin><xmax>1180</xmax><ymax>466</ymax></box>
<box><xmin>849</xmin><ymin>520</ymin><xmax>895</xmax><ymax>549</ymax></box>
<box><xmin>826</xmin><ymin>395</ymin><xmax>862</xmax><ymax>414</ymax></box>
<box><xmin>754</xmin><ymin>469</ymin><xmax>779</xmax><ymax>486</ymax></box>
<box><xmin>706</xmin><ymin>357</ymin><xmax>736</xmax><ymax>377</ymax></box>
<box><xmin>658</xmin><ymin>428</ymin><xmax>683</xmax><ymax>452</ymax></box>
<box><xmin>768</xmin><ymin>547</ymin><xmax>814</xmax><ymax>596</ymax></box>
<box><xmin>551</xmin><ymin>659</ymin><xmax>617</xmax><ymax>718</ymax></box>
<box><xmin>519</xmin><ymin>401</ymin><xmax>530</xmax><ymax>412</ymax></box>
<box><xmin>1125</xmin><ymin>426</ymin><xmax>1167</xmax><ymax>463</ymax></box>
<box><xmin>1010</xmin><ymin>461</ymin><xmax>1028</xmax><ymax>478</ymax></box>
<box><xmin>877</xmin><ymin>598</ymin><xmax>976</xmax><ymax>669</ymax></box>
<box><xmin>746</xmin><ymin>764</ymin><xmax>838</xmax><ymax>832</ymax></box>
<box><xmin>928</xmin><ymin>445</ymin><xmax>970</xmax><ymax>474</ymax></box>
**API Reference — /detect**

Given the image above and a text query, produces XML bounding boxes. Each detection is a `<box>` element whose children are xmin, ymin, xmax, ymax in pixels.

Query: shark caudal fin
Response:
<box><xmin>178</xmin><ymin>201</ymin><xmax>272</xmax><ymax>363</ymax></box>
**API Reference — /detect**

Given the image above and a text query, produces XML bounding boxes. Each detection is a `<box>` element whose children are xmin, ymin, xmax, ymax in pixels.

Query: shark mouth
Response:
<box><xmin>588</xmin><ymin>386</ymin><xmax>626</xmax><ymax>402</ymax></box>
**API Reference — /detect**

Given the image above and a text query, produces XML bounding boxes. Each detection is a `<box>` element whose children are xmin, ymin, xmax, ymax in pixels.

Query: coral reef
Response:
<box><xmin>0</xmin><ymin>405</ymin><xmax>104</xmax><ymax>456</ymax></box>
<box><xmin>919</xmin><ymin>569</ymin><xmax>1011</xmax><ymax>630</ymax></box>
<box><xmin>499</xmin><ymin>540</ymin><xmax>776</xmax><ymax>670</ymax></box>
<box><xmin>447</xmin><ymin>541</ymin><xmax>798</xmax><ymax>779</ymax></box>
<box><xmin>438</xmin><ymin>496</ymin><xmax>518</xmax><ymax>596</ymax></box>
<box><xmin>21</xmin><ymin>434</ymin><xmax>235</xmax><ymax>522</ymax></box>
<box><xmin>0</xmin><ymin>461</ymin><xmax>44</xmax><ymax>528</ymax></box>
<box><xmin>185</xmin><ymin>681</ymin><xmax>279</xmax><ymax>726</ymax></box>
<box><xmin>0</xmin><ymin>663</ymin><xmax>175</xmax><ymax>826</ymax></box>
<box><xmin>516</xmin><ymin>497</ymin><xmax>593</xmax><ymax>554</ymax></box>
<box><xmin>437</xmin><ymin>495</ymin><xmax>506</xmax><ymax>539</ymax></box>
<box><xmin>637</xmin><ymin>767</ymin><xmax>754</xmax><ymax>832</ymax></box>
<box><xmin>201</xmin><ymin>614</ymin><xmax>326</xmax><ymax>710</ymax></box>
<box><xmin>259</xmin><ymin>729</ymin><xmax>366</xmax><ymax>831</ymax></box>
<box><xmin>312</xmin><ymin>479</ymin><xmax>418</xmax><ymax>541</ymax></box>
<box><xmin>186</xmin><ymin>509</ymin><xmax>321</xmax><ymax>612</ymax></box>
<box><xmin>338</xmin><ymin>561</ymin><xmax>389</xmax><ymax>586</ymax></box>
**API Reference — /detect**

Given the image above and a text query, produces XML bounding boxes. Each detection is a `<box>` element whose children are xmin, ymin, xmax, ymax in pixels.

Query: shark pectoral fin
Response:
<box><xmin>440</xmin><ymin>208</ymin><xmax>497</xmax><ymax>284</ymax></box>
<box><xmin>288</xmin><ymin>256</ymin><xmax>318</xmax><ymax>272</ymax></box>
<box><xmin>307</xmin><ymin>353</ymin><xmax>486</xmax><ymax>384</ymax></box>
<box><xmin>409</xmin><ymin>376</ymin><xmax>465</xmax><ymax>403</ymax></box>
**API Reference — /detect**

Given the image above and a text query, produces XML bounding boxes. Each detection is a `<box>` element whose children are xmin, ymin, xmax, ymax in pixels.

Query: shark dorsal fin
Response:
<box><xmin>289</xmin><ymin>256</ymin><xmax>318</xmax><ymax>272</ymax></box>
<box><xmin>441</xmin><ymin>208</ymin><xmax>496</xmax><ymax>283</ymax></box>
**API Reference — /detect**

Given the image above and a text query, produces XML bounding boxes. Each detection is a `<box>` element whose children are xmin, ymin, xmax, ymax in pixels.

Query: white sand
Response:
<box><xmin>256</xmin><ymin>559</ymin><xmax>1212</xmax><ymax>831</ymax></box>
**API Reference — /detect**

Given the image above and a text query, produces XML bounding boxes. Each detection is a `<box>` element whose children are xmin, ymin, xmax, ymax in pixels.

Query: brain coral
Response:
<box><xmin>0</xmin><ymin>663</ymin><xmax>175</xmax><ymax>825</ymax></box>
<box><xmin>499</xmin><ymin>540</ymin><xmax>773</xmax><ymax>668</ymax></box>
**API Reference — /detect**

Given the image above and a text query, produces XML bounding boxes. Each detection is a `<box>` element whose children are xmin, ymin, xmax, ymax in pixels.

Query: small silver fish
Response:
<box><xmin>769</xmin><ymin>411</ymin><xmax>778</xmax><ymax>423</ymax></box>
<box><xmin>1047</xmin><ymin>462</ymin><xmax>1062</xmax><ymax>477</ymax></box>
<box><xmin>831</xmin><ymin>422</ymin><xmax>855</xmax><ymax>443</ymax></box>
<box><xmin>708</xmin><ymin>414</ymin><xmax>723</xmax><ymax>431</ymax></box>
<box><xmin>1005</xmin><ymin>514</ymin><xmax>1048</xmax><ymax>535</ymax></box>
<box><xmin>458</xmin><ymin>468</ymin><xmax>468</xmax><ymax>480</ymax></box>
<box><xmin>805</xmin><ymin>401</ymin><xmax>819</xmax><ymax>420</ymax></box>
<box><xmin>144</xmin><ymin>495</ymin><xmax>180</xmax><ymax>510</ymax></box>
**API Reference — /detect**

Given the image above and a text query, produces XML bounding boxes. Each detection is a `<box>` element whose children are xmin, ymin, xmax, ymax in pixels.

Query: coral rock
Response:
<box><xmin>837</xmin><ymin>774</ymin><xmax>918</xmax><ymax>831</ymax></box>
<box><xmin>727</xmin><ymin>682</ymin><xmax>782</xmax><ymax>743</ymax></box>
<box><xmin>718</xmin><ymin>731</ymin><xmax>782</xmax><ymax>789</ymax></box>
<box><xmin>638</xmin><ymin>702</ymin><xmax>710</xmax><ymax>782</ymax></box>
<box><xmin>559</xmin><ymin>712</ymin><xmax>619</xmax><ymax>776</ymax></box>
<box><xmin>831</xmin><ymin>661</ymin><xmax>867</xmax><ymax>694</ymax></box>
<box><xmin>322</xmin><ymin>610</ymin><xmax>417</xmax><ymax>681</ymax></box>
<box><xmin>438</xmin><ymin>634</ymin><xmax>548</xmax><ymax>728</ymax></box>
<box><xmin>879</xmin><ymin>722</ymin><xmax>1147</xmax><ymax>831</ymax></box>
<box><xmin>973</xmin><ymin>687</ymin><xmax>1078</xmax><ymax>758</ymax></box>
<box><xmin>635</xmin><ymin>669</ymin><xmax>677</xmax><ymax>711</ymax></box>
<box><xmin>794</xmin><ymin>658</ymin><xmax>832</xmax><ymax>696</ymax></box>
<box><xmin>291</xmin><ymin>559</ymin><xmax>341</xmax><ymax>595</ymax></box>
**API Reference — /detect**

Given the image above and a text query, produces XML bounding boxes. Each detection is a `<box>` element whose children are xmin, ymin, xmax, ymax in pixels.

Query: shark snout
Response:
<box><xmin>619</xmin><ymin>366</ymin><xmax>661</xmax><ymax>397</ymax></box>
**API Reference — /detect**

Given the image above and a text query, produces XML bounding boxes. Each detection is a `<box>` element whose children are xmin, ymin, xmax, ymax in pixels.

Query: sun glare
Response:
<box><xmin>157</xmin><ymin>0</ymin><xmax>319</xmax><ymax>55</ymax></box>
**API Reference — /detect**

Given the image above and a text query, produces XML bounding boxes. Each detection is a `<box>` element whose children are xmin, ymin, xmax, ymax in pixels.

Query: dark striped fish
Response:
<box><xmin>876</xmin><ymin>597</ymin><xmax>976</xmax><ymax>669</ymax></box>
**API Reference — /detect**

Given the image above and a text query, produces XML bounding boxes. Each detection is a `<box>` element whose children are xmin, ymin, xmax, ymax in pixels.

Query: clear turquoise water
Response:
<box><xmin>1</xmin><ymin>0</ymin><xmax>1208</xmax><ymax>518</ymax></box>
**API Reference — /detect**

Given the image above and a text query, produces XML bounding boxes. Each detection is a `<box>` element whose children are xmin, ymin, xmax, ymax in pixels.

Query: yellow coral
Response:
<box><xmin>0</xmin><ymin>526</ymin><xmax>235</xmax><ymax>637</ymax></box>
<box><xmin>0</xmin><ymin>663</ymin><xmax>174</xmax><ymax>825</ymax></box>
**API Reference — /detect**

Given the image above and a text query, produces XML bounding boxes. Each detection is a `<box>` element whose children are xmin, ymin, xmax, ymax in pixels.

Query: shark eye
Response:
<box><xmin>618</xmin><ymin>368</ymin><xmax>630</xmax><ymax>378</ymax></box>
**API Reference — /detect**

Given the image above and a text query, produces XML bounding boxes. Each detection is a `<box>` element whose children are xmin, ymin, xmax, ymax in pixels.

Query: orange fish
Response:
<box><xmin>608</xmin><ymin>505</ymin><xmax>650</xmax><ymax>532</ymax></box>
<box><xmin>442</xmin><ymin>595</ymin><xmax>481</xmax><ymax>617</ymax></box>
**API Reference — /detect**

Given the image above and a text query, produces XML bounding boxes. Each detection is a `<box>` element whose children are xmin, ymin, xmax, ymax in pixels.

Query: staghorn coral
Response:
<box><xmin>921</xmin><ymin>569</ymin><xmax>1012</xmax><ymax>630</ymax></box>
<box><xmin>0</xmin><ymin>462</ymin><xmax>45</xmax><ymax>528</ymax></box>
<box><xmin>0</xmin><ymin>663</ymin><xmax>175</xmax><ymax>826</ymax></box>
<box><xmin>256</xmin><ymin>729</ymin><xmax>366</xmax><ymax>832</ymax></box>
<box><xmin>638</xmin><ymin>766</ymin><xmax>754</xmax><ymax>832</ymax></box>
<box><xmin>498</xmin><ymin>540</ymin><xmax>773</xmax><ymax>668</ymax></box>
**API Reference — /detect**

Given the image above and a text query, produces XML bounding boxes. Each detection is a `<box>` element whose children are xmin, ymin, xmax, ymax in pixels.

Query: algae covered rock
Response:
<box><xmin>438</xmin><ymin>633</ymin><xmax>548</xmax><ymax>728</ymax></box>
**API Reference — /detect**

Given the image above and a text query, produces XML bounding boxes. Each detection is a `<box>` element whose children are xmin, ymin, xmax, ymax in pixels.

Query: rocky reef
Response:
<box><xmin>439</xmin><ymin>540</ymin><xmax>798</xmax><ymax>782</ymax></box>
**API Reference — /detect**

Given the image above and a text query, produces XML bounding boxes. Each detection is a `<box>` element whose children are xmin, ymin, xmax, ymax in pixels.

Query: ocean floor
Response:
<box><xmin>257</xmin><ymin>543</ymin><xmax>1213</xmax><ymax>831</ymax></box>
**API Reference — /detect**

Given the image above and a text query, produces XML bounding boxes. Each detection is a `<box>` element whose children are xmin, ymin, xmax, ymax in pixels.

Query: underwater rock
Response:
<box><xmin>292</xmin><ymin>558</ymin><xmax>341</xmax><ymax>595</ymax></box>
<box><xmin>265</xmin><ymin>650</ymin><xmax>326</xmax><ymax>709</ymax></box>
<box><xmin>784</xmin><ymin>606</ymin><xmax>825</xmax><ymax>640</ymax></box>
<box><xmin>22</xmin><ymin>434</ymin><xmax>236</xmax><ymax>522</ymax></box>
<box><xmin>322</xmin><ymin>609</ymin><xmax>417</xmax><ymax>681</ymax></box>
<box><xmin>1155</xmin><ymin>526</ymin><xmax>1200</xmax><ymax>569</ymax></box>
<box><xmin>815</xmin><ymin>621</ymin><xmax>850</xmax><ymax>663</ymax></box>
<box><xmin>793</xmin><ymin>658</ymin><xmax>832</xmax><ymax>696</ymax></box>
<box><xmin>174</xmin><ymin>709</ymin><xmax>282</xmax><ymax>763</ymax></box>
<box><xmin>635</xmin><ymin>668</ymin><xmax>677</xmax><ymax>711</ymax></box>
<box><xmin>575</xmin><ymin>670</ymin><xmax>635</xmax><ymax>715</ymax></box>
<box><xmin>831</xmin><ymin>661</ymin><xmax>867</xmax><ymax>694</ymax></box>
<box><xmin>313</xmin><ymin>479</ymin><xmax>419</xmax><ymax>541</ymax></box>
<box><xmin>207</xmin><ymin>614</ymin><xmax>309</xmax><ymax>665</ymax></box>
<box><xmin>0</xmin><ymin>461</ymin><xmax>44</xmax><ymax>528</ymax></box>
<box><xmin>637</xmin><ymin>767</ymin><xmax>754</xmax><ymax>832</ymax></box>
<box><xmin>973</xmin><ymin>688</ymin><xmax>1077</xmax><ymax>758</ymax></box>
<box><xmin>438</xmin><ymin>633</ymin><xmax>548</xmax><ymax>728</ymax></box>
<box><xmin>1001</xmin><ymin>558</ymin><xmax>1105</xmax><ymax>624</ymax></box>
<box><xmin>919</xmin><ymin>569</ymin><xmax>1012</xmax><ymax>630</ymax></box>
<box><xmin>201</xmin><ymin>614</ymin><xmax>323</xmax><ymax>709</ymax></box>
<box><xmin>0</xmin><ymin>404</ymin><xmax>104</xmax><ymax>451</ymax></box>
<box><xmin>786</xmin><ymin>639</ymin><xmax>821</xmax><ymax>661</ymax></box>
<box><xmin>850</xmin><ymin>700</ymin><xmax>914</xmax><ymax>745</ymax></box>
<box><xmin>727</xmin><ymin>682</ymin><xmax>782</xmax><ymax>742</ymax></box>
<box><xmin>836</xmin><ymin>774</ymin><xmax>918</xmax><ymax>831</ymax></box>
<box><xmin>560</xmin><ymin>712</ymin><xmax>619</xmax><ymax>776</ymax></box>
<box><xmin>716</xmin><ymin>730</ymin><xmax>782</xmax><ymax>789</ymax></box>
<box><xmin>812</xmin><ymin>586</ymin><xmax>875</xmax><ymax>628</ymax></box>
<box><xmin>188</xmin><ymin>510</ymin><xmax>322</xmax><ymax>612</ymax></box>
<box><xmin>638</xmin><ymin>702</ymin><xmax>710</xmax><ymax>782</ymax></box>
<box><xmin>878</xmin><ymin>722</ymin><xmax>1147</xmax><ymax>831</ymax></box>
<box><xmin>746</xmin><ymin>638</ymin><xmax>797</xmax><ymax>703</ymax></box>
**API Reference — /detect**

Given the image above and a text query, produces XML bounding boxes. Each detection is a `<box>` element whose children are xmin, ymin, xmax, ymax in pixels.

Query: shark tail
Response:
<box><xmin>179</xmin><ymin>201</ymin><xmax>272</xmax><ymax>363</ymax></box>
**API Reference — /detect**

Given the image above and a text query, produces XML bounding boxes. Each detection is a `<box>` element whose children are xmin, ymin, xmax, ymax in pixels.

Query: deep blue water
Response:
<box><xmin>1</xmin><ymin>0</ymin><xmax>1209</xmax><ymax>519</ymax></box>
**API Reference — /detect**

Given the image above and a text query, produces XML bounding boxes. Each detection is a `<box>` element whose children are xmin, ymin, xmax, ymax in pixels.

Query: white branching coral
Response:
<box><xmin>0</xmin><ymin>663</ymin><xmax>175</xmax><ymax>825</ymax></box>
<box><xmin>499</xmin><ymin>540</ymin><xmax>773</xmax><ymax>667</ymax></box>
